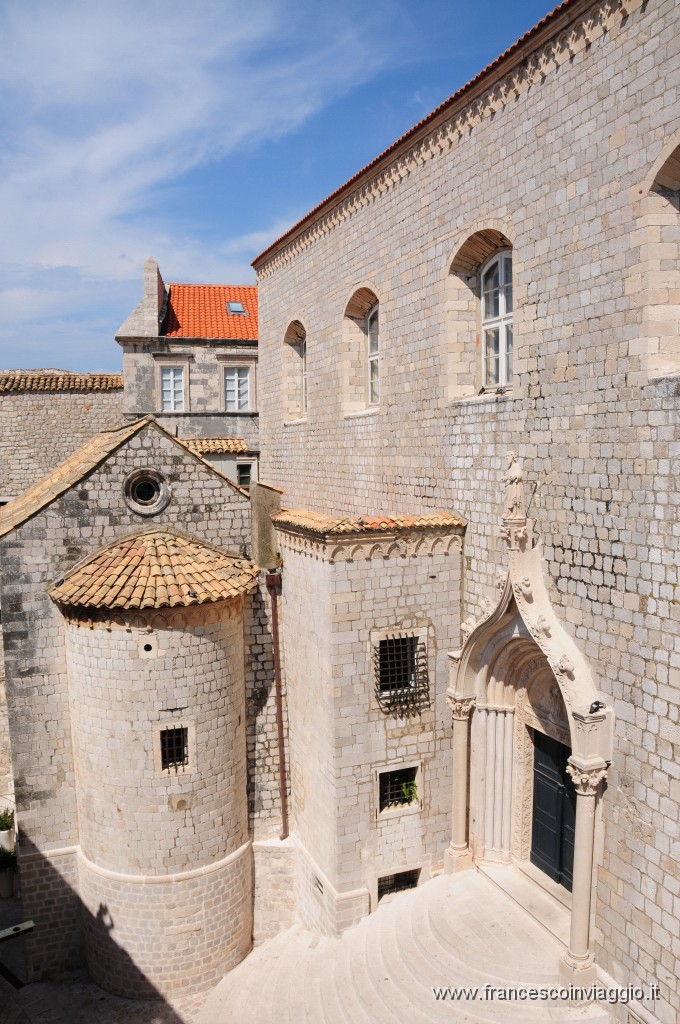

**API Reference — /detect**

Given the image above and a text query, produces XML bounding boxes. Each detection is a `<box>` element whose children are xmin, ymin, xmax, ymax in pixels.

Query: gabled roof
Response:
<box><xmin>0</xmin><ymin>372</ymin><xmax>123</xmax><ymax>393</ymax></box>
<box><xmin>49</xmin><ymin>529</ymin><xmax>259</xmax><ymax>611</ymax></box>
<box><xmin>180</xmin><ymin>437</ymin><xmax>250</xmax><ymax>455</ymax></box>
<box><xmin>163</xmin><ymin>283</ymin><xmax>258</xmax><ymax>340</ymax></box>
<box><xmin>272</xmin><ymin>509</ymin><xmax>466</xmax><ymax>536</ymax></box>
<box><xmin>0</xmin><ymin>420</ymin><xmax>147</xmax><ymax>539</ymax></box>
<box><xmin>253</xmin><ymin>0</ymin><xmax>586</xmax><ymax>269</ymax></box>
<box><xmin>0</xmin><ymin>417</ymin><xmax>248</xmax><ymax>539</ymax></box>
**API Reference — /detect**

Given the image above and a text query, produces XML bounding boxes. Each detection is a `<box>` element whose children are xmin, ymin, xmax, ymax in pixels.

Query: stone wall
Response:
<box><xmin>120</xmin><ymin>341</ymin><xmax>260</xmax><ymax>450</ymax></box>
<box><xmin>276</xmin><ymin>525</ymin><xmax>462</xmax><ymax>933</ymax></box>
<box><xmin>256</xmin><ymin>0</ymin><xmax>680</xmax><ymax>1017</ymax></box>
<box><xmin>0</xmin><ymin>389</ymin><xmax>123</xmax><ymax>500</ymax></box>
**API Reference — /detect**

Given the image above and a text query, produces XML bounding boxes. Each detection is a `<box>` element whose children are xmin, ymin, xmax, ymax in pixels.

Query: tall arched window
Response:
<box><xmin>367</xmin><ymin>304</ymin><xmax>379</xmax><ymax>405</ymax></box>
<box><xmin>300</xmin><ymin>333</ymin><xmax>307</xmax><ymax>414</ymax></box>
<box><xmin>482</xmin><ymin>251</ymin><xmax>513</xmax><ymax>388</ymax></box>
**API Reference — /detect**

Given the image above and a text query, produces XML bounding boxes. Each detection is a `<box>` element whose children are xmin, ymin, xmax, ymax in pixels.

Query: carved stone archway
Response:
<box><xmin>445</xmin><ymin>455</ymin><xmax>614</xmax><ymax>985</ymax></box>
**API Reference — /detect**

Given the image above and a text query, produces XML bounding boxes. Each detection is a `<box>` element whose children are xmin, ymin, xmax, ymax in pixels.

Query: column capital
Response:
<box><xmin>446</xmin><ymin>692</ymin><xmax>475</xmax><ymax>721</ymax></box>
<box><xmin>566</xmin><ymin>758</ymin><xmax>608</xmax><ymax>796</ymax></box>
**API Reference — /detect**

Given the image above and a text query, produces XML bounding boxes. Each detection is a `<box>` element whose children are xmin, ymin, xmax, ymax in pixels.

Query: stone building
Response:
<box><xmin>249</xmin><ymin>0</ymin><xmax>679</xmax><ymax>1019</ymax></box>
<box><xmin>0</xmin><ymin>0</ymin><xmax>677</xmax><ymax>1021</ymax></box>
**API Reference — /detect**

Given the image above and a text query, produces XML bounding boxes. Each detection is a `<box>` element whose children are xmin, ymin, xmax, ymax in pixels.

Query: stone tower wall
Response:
<box><xmin>64</xmin><ymin>600</ymin><xmax>252</xmax><ymax>998</ymax></box>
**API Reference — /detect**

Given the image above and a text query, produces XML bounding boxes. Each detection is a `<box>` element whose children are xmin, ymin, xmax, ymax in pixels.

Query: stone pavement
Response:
<box><xmin>199</xmin><ymin>870</ymin><xmax>612</xmax><ymax>1024</ymax></box>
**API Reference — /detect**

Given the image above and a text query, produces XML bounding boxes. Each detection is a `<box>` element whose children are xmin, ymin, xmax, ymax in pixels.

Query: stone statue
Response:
<box><xmin>502</xmin><ymin>451</ymin><xmax>525</xmax><ymax>520</ymax></box>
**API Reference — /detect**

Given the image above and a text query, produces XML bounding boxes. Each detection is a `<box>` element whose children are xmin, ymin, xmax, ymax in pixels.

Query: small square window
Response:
<box><xmin>379</xmin><ymin>766</ymin><xmax>419</xmax><ymax>812</ymax></box>
<box><xmin>227</xmin><ymin>300</ymin><xmax>246</xmax><ymax>314</ymax></box>
<box><xmin>160</xmin><ymin>726</ymin><xmax>188</xmax><ymax>772</ymax></box>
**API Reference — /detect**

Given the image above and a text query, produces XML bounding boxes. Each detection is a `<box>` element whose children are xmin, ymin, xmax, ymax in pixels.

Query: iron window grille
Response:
<box><xmin>160</xmin><ymin>726</ymin><xmax>189</xmax><ymax>772</ymax></box>
<box><xmin>379</xmin><ymin>766</ymin><xmax>419</xmax><ymax>812</ymax></box>
<box><xmin>374</xmin><ymin>634</ymin><xmax>429</xmax><ymax>715</ymax></box>
<box><xmin>377</xmin><ymin>869</ymin><xmax>420</xmax><ymax>901</ymax></box>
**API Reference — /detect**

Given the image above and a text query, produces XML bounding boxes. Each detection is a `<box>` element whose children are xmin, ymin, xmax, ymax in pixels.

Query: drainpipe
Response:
<box><xmin>266</xmin><ymin>572</ymin><xmax>289</xmax><ymax>840</ymax></box>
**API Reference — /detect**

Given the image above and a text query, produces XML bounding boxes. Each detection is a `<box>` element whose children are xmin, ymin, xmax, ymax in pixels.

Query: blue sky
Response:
<box><xmin>0</xmin><ymin>0</ymin><xmax>553</xmax><ymax>371</ymax></box>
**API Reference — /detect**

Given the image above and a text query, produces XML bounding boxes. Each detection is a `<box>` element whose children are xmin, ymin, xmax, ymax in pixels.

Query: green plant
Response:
<box><xmin>401</xmin><ymin>780</ymin><xmax>418</xmax><ymax>804</ymax></box>
<box><xmin>0</xmin><ymin>848</ymin><xmax>16</xmax><ymax>872</ymax></box>
<box><xmin>0</xmin><ymin>809</ymin><xmax>14</xmax><ymax>831</ymax></box>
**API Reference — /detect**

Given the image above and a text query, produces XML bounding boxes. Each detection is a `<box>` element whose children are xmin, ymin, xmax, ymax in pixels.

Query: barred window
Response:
<box><xmin>160</xmin><ymin>726</ymin><xmax>189</xmax><ymax>772</ymax></box>
<box><xmin>377</xmin><ymin>869</ymin><xmax>420</xmax><ymax>901</ymax></box>
<box><xmin>379</xmin><ymin>766</ymin><xmax>418</xmax><ymax>812</ymax></box>
<box><xmin>374</xmin><ymin>634</ymin><xmax>429</xmax><ymax>715</ymax></box>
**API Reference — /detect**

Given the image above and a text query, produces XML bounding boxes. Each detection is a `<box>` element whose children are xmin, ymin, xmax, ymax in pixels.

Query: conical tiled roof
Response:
<box><xmin>49</xmin><ymin>530</ymin><xmax>259</xmax><ymax>611</ymax></box>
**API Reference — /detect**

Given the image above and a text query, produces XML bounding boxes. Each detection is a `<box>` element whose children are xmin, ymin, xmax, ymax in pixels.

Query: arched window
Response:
<box><xmin>367</xmin><ymin>304</ymin><xmax>379</xmax><ymax>405</ymax></box>
<box><xmin>283</xmin><ymin>320</ymin><xmax>308</xmax><ymax>419</ymax></box>
<box><xmin>342</xmin><ymin>287</ymin><xmax>380</xmax><ymax>414</ymax></box>
<box><xmin>481</xmin><ymin>251</ymin><xmax>513</xmax><ymax>388</ymax></box>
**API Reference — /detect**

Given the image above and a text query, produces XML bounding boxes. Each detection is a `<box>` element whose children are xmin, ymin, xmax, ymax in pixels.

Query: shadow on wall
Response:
<box><xmin>4</xmin><ymin>841</ymin><xmax>189</xmax><ymax>1023</ymax></box>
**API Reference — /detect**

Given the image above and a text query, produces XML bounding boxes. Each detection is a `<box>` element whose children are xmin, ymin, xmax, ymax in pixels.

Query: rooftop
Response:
<box><xmin>180</xmin><ymin>437</ymin><xmax>250</xmax><ymax>455</ymax></box>
<box><xmin>49</xmin><ymin>529</ymin><xmax>259</xmax><ymax>611</ymax></box>
<box><xmin>163</xmin><ymin>283</ymin><xmax>258</xmax><ymax>340</ymax></box>
<box><xmin>272</xmin><ymin>509</ymin><xmax>466</xmax><ymax>536</ymax></box>
<box><xmin>0</xmin><ymin>372</ymin><xmax>123</xmax><ymax>393</ymax></box>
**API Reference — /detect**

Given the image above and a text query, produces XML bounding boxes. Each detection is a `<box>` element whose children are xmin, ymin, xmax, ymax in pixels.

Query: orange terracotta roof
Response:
<box><xmin>272</xmin><ymin>509</ymin><xmax>466</xmax><ymax>535</ymax></box>
<box><xmin>49</xmin><ymin>530</ymin><xmax>259</xmax><ymax>611</ymax></box>
<box><xmin>163</xmin><ymin>283</ymin><xmax>258</xmax><ymax>339</ymax></box>
<box><xmin>0</xmin><ymin>420</ymin><xmax>148</xmax><ymax>539</ymax></box>
<box><xmin>0</xmin><ymin>372</ymin><xmax>123</xmax><ymax>392</ymax></box>
<box><xmin>180</xmin><ymin>437</ymin><xmax>249</xmax><ymax>455</ymax></box>
<box><xmin>253</xmin><ymin>0</ymin><xmax>582</xmax><ymax>269</ymax></box>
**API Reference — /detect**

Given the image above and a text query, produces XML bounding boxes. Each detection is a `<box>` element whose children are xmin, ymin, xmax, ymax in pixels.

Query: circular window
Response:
<box><xmin>124</xmin><ymin>469</ymin><xmax>171</xmax><ymax>516</ymax></box>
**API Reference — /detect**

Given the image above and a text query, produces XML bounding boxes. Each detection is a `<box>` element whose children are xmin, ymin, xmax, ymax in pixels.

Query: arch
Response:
<box><xmin>282</xmin><ymin>318</ymin><xmax>308</xmax><ymax>419</ymax></box>
<box><xmin>341</xmin><ymin>285</ymin><xmax>381</xmax><ymax>413</ymax></box>
<box><xmin>443</xmin><ymin>224</ymin><xmax>514</xmax><ymax>399</ymax></box>
<box><xmin>630</xmin><ymin>135</ymin><xmax>680</xmax><ymax>380</ymax></box>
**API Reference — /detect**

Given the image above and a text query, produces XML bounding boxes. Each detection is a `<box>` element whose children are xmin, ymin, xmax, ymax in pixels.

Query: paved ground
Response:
<box><xmin>0</xmin><ymin>869</ymin><xmax>616</xmax><ymax>1024</ymax></box>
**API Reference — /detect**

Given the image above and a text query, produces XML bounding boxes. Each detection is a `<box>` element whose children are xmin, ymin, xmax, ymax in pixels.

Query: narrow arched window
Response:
<box><xmin>300</xmin><ymin>333</ymin><xmax>307</xmax><ymax>414</ymax></box>
<box><xmin>367</xmin><ymin>304</ymin><xmax>379</xmax><ymax>405</ymax></box>
<box><xmin>482</xmin><ymin>252</ymin><xmax>513</xmax><ymax>388</ymax></box>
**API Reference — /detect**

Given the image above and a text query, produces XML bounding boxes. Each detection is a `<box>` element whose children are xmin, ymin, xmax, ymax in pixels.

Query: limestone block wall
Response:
<box><xmin>0</xmin><ymin>389</ymin><xmax>123</xmax><ymax>500</ymax></box>
<box><xmin>256</xmin><ymin>0</ymin><xmax>680</xmax><ymax>1016</ymax></box>
<box><xmin>277</xmin><ymin>527</ymin><xmax>462</xmax><ymax>933</ymax></box>
<box><xmin>64</xmin><ymin>600</ymin><xmax>251</xmax><ymax>998</ymax></box>
<box><xmin>0</xmin><ymin>422</ymin><xmax>258</xmax><ymax>980</ymax></box>
<box><xmin>120</xmin><ymin>342</ymin><xmax>260</xmax><ymax>450</ymax></box>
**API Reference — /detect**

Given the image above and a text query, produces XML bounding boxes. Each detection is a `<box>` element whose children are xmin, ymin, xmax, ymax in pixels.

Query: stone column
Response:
<box><xmin>560</xmin><ymin>759</ymin><xmax>607</xmax><ymax>986</ymax></box>
<box><xmin>444</xmin><ymin>694</ymin><xmax>475</xmax><ymax>873</ymax></box>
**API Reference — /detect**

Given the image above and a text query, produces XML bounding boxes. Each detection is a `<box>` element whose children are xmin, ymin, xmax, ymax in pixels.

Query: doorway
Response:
<box><xmin>530</xmin><ymin>730</ymin><xmax>576</xmax><ymax>891</ymax></box>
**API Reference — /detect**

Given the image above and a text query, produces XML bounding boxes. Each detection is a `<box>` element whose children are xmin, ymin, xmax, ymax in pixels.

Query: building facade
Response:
<box><xmin>0</xmin><ymin>0</ymin><xmax>677</xmax><ymax>1021</ymax></box>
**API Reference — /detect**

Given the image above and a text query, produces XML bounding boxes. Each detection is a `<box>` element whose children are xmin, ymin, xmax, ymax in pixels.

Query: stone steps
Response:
<box><xmin>197</xmin><ymin>869</ymin><xmax>612</xmax><ymax>1024</ymax></box>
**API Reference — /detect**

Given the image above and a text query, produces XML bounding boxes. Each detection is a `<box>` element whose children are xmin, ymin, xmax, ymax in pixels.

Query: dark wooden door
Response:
<box><xmin>530</xmin><ymin>730</ymin><xmax>576</xmax><ymax>891</ymax></box>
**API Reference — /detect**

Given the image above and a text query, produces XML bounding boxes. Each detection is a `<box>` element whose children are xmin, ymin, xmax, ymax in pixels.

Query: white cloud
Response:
<box><xmin>0</xmin><ymin>0</ymin><xmax>411</xmax><ymax>365</ymax></box>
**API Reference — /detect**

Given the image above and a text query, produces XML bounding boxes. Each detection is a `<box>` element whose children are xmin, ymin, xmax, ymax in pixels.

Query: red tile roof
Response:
<box><xmin>163</xmin><ymin>283</ymin><xmax>257</xmax><ymax>339</ymax></box>
<box><xmin>272</xmin><ymin>509</ymin><xmax>466</xmax><ymax>535</ymax></box>
<box><xmin>253</xmin><ymin>0</ymin><xmax>582</xmax><ymax>269</ymax></box>
<box><xmin>49</xmin><ymin>529</ymin><xmax>259</xmax><ymax>611</ymax></box>
<box><xmin>0</xmin><ymin>372</ymin><xmax>123</xmax><ymax>392</ymax></box>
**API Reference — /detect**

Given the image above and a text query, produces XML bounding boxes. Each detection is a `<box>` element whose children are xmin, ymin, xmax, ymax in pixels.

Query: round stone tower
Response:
<box><xmin>50</xmin><ymin>529</ymin><xmax>259</xmax><ymax>1000</ymax></box>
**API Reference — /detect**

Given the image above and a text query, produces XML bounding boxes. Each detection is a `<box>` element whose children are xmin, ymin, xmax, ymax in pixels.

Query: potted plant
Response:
<box><xmin>0</xmin><ymin>809</ymin><xmax>14</xmax><ymax>853</ymax></box>
<box><xmin>0</xmin><ymin>847</ymin><xmax>16</xmax><ymax>898</ymax></box>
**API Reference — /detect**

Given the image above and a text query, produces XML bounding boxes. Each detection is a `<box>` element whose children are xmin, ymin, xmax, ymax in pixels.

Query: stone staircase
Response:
<box><xmin>198</xmin><ymin>870</ymin><xmax>611</xmax><ymax>1024</ymax></box>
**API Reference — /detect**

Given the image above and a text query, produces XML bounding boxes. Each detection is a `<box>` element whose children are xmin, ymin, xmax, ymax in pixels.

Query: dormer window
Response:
<box><xmin>227</xmin><ymin>300</ymin><xmax>246</xmax><ymax>314</ymax></box>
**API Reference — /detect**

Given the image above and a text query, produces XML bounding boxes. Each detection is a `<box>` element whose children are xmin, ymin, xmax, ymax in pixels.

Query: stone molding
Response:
<box><xmin>275</xmin><ymin>527</ymin><xmax>463</xmax><ymax>564</ymax></box>
<box><xmin>255</xmin><ymin>0</ymin><xmax>640</xmax><ymax>280</ymax></box>
<box><xmin>566</xmin><ymin>761</ymin><xmax>608</xmax><ymax>796</ymax></box>
<box><xmin>78</xmin><ymin>839</ymin><xmax>252</xmax><ymax>885</ymax></box>
<box><xmin>446</xmin><ymin>694</ymin><xmax>475</xmax><ymax>720</ymax></box>
<box><xmin>58</xmin><ymin>598</ymin><xmax>241</xmax><ymax>630</ymax></box>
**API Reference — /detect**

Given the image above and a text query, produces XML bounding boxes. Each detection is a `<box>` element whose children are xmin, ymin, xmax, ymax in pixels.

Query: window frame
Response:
<box><xmin>153</xmin><ymin>720</ymin><xmax>196</xmax><ymax>777</ymax></box>
<box><xmin>367</xmin><ymin>303</ymin><xmax>379</xmax><ymax>406</ymax></box>
<box><xmin>371</xmin><ymin>626</ymin><xmax>430</xmax><ymax>716</ymax></box>
<box><xmin>481</xmin><ymin>250</ymin><xmax>513</xmax><ymax>390</ymax></box>
<box><xmin>159</xmin><ymin>364</ymin><xmax>186</xmax><ymax>412</ymax></box>
<box><xmin>374</xmin><ymin>761</ymin><xmax>422</xmax><ymax>820</ymax></box>
<box><xmin>300</xmin><ymin>333</ymin><xmax>308</xmax><ymax>415</ymax></box>
<box><xmin>223</xmin><ymin>365</ymin><xmax>252</xmax><ymax>412</ymax></box>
